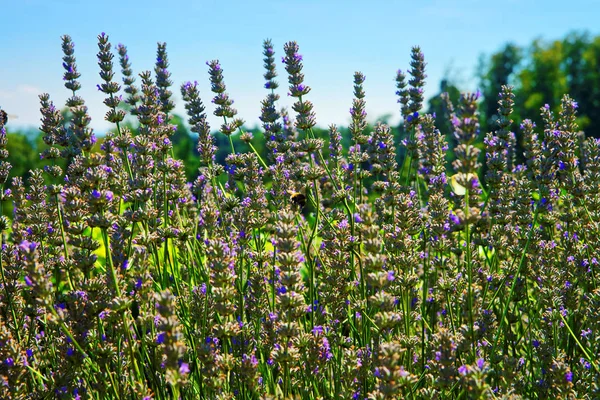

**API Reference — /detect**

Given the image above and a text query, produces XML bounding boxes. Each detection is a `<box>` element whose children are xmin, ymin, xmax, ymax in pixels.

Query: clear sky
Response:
<box><xmin>1</xmin><ymin>0</ymin><xmax>598</xmax><ymax>133</ymax></box>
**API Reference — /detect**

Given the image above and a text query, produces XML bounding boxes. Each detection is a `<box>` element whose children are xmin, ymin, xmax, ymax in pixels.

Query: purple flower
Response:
<box><xmin>179</xmin><ymin>362</ymin><xmax>190</xmax><ymax>374</ymax></box>
<box><xmin>320</xmin><ymin>337</ymin><xmax>333</xmax><ymax>361</ymax></box>
<box><xmin>458</xmin><ymin>365</ymin><xmax>468</xmax><ymax>375</ymax></box>
<box><xmin>581</xmin><ymin>328</ymin><xmax>592</xmax><ymax>338</ymax></box>
<box><xmin>156</xmin><ymin>332</ymin><xmax>166</xmax><ymax>344</ymax></box>
<box><xmin>476</xmin><ymin>358</ymin><xmax>485</xmax><ymax>369</ymax></box>
<box><xmin>565</xmin><ymin>371</ymin><xmax>573</xmax><ymax>382</ymax></box>
<box><xmin>24</xmin><ymin>276</ymin><xmax>33</xmax><ymax>287</ymax></box>
<box><xmin>241</xmin><ymin>197</ymin><xmax>252</xmax><ymax>208</ymax></box>
<box><xmin>5</xmin><ymin>358</ymin><xmax>14</xmax><ymax>367</ymax></box>
<box><xmin>580</xmin><ymin>357</ymin><xmax>591</xmax><ymax>369</ymax></box>
<box><xmin>312</xmin><ymin>325</ymin><xmax>324</xmax><ymax>335</ymax></box>
<box><xmin>449</xmin><ymin>213</ymin><xmax>460</xmax><ymax>225</ymax></box>
<box><xmin>387</xmin><ymin>270</ymin><xmax>395</xmax><ymax>282</ymax></box>
<box><xmin>19</xmin><ymin>240</ymin><xmax>38</xmax><ymax>253</ymax></box>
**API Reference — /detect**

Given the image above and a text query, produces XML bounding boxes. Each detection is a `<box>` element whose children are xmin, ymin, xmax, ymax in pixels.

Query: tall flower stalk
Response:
<box><xmin>0</xmin><ymin>34</ymin><xmax>597</xmax><ymax>399</ymax></box>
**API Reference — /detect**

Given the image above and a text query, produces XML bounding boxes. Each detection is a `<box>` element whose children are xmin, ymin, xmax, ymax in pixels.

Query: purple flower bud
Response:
<box><xmin>565</xmin><ymin>371</ymin><xmax>573</xmax><ymax>382</ymax></box>
<box><xmin>179</xmin><ymin>362</ymin><xmax>190</xmax><ymax>374</ymax></box>
<box><xmin>581</xmin><ymin>328</ymin><xmax>592</xmax><ymax>338</ymax></box>
<box><xmin>580</xmin><ymin>357</ymin><xmax>591</xmax><ymax>369</ymax></box>
<box><xmin>19</xmin><ymin>240</ymin><xmax>38</xmax><ymax>253</ymax></box>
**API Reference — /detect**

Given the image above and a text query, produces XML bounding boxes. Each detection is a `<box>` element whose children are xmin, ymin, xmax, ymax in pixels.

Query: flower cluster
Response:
<box><xmin>0</xmin><ymin>34</ymin><xmax>598</xmax><ymax>400</ymax></box>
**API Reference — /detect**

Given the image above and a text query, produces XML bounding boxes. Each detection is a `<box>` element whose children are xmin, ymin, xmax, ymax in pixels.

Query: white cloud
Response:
<box><xmin>18</xmin><ymin>85</ymin><xmax>41</xmax><ymax>95</ymax></box>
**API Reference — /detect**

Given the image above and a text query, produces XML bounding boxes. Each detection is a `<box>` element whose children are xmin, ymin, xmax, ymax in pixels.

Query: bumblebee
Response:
<box><xmin>0</xmin><ymin>110</ymin><xmax>17</xmax><ymax>126</ymax></box>
<box><xmin>289</xmin><ymin>190</ymin><xmax>307</xmax><ymax>209</ymax></box>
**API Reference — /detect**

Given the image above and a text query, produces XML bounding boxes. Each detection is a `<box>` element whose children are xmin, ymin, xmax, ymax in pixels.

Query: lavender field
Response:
<box><xmin>0</xmin><ymin>33</ymin><xmax>598</xmax><ymax>399</ymax></box>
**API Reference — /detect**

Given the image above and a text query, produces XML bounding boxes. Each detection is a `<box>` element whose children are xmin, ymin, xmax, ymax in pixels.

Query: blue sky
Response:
<box><xmin>1</xmin><ymin>0</ymin><xmax>598</xmax><ymax>133</ymax></box>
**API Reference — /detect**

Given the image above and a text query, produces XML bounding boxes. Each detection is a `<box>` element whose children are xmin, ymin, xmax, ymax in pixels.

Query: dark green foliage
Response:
<box><xmin>478</xmin><ymin>31</ymin><xmax>600</xmax><ymax>165</ymax></box>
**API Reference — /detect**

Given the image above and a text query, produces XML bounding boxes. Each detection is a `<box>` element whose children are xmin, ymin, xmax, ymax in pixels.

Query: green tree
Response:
<box><xmin>478</xmin><ymin>31</ymin><xmax>600</xmax><ymax>142</ymax></box>
<box><xmin>515</xmin><ymin>38</ymin><xmax>567</xmax><ymax>128</ymax></box>
<box><xmin>477</xmin><ymin>43</ymin><xmax>522</xmax><ymax>133</ymax></box>
<box><xmin>6</xmin><ymin>131</ymin><xmax>37</xmax><ymax>184</ymax></box>
<box><xmin>170</xmin><ymin>114</ymin><xmax>200</xmax><ymax>181</ymax></box>
<box><xmin>427</xmin><ymin>78</ymin><xmax>461</xmax><ymax>139</ymax></box>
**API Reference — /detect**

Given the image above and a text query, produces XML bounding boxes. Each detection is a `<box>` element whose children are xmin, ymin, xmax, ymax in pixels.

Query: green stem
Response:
<box><xmin>465</xmin><ymin>183</ymin><xmax>475</xmax><ymax>357</ymax></box>
<box><xmin>491</xmin><ymin>205</ymin><xmax>539</xmax><ymax>355</ymax></box>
